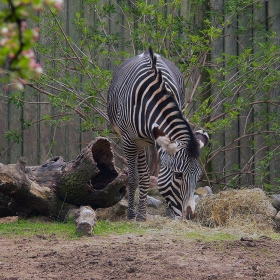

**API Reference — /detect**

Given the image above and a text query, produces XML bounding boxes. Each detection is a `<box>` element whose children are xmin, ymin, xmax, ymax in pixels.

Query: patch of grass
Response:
<box><xmin>0</xmin><ymin>219</ymin><xmax>145</xmax><ymax>239</ymax></box>
<box><xmin>0</xmin><ymin>218</ymin><xmax>278</xmax><ymax>242</ymax></box>
<box><xmin>0</xmin><ymin>219</ymin><xmax>77</xmax><ymax>239</ymax></box>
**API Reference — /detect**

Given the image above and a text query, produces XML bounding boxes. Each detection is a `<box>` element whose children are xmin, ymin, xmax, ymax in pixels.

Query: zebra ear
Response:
<box><xmin>152</xmin><ymin>124</ymin><xmax>179</xmax><ymax>155</ymax></box>
<box><xmin>195</xmin><ymin>130</ymin><xmax>209</xmax><ymax>149</ymax></box>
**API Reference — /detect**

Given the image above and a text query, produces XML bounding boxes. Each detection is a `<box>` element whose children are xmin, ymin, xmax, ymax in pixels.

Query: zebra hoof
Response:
<box><xmin>136</xmin><ymin>213</ymin><xmax>146</xmax><ymax>222</ymax></box>
<box><xmin>127</xmin><ymin>211</ymin><xmax>136</xmax><ymax>221</ymax></box>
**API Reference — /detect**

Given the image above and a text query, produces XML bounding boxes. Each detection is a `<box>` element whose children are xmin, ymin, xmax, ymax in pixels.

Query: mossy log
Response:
<box><xmin>0</xmin><ymin>137</ymin><xmax>127</xmax><ymax>219</ymax></box>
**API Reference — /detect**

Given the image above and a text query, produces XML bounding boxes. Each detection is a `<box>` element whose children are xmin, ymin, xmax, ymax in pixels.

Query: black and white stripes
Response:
<box><xmin>107</xmin><ymin>48</ymin><xmax>208</xmax><ymax>220</ymax></box>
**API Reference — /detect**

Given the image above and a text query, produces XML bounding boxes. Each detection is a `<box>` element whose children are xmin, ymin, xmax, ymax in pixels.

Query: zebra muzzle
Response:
<box><xmin>185</xmin><ymin>206</ymin><xmax>195</xmax><ymax>220</ymax></box>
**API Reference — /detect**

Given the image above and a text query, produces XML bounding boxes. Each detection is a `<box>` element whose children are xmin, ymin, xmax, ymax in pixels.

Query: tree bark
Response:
<box><xmin>0</xmin><ymin>137</ymin><xmax>127</xmax><ymax>219</ymax></box>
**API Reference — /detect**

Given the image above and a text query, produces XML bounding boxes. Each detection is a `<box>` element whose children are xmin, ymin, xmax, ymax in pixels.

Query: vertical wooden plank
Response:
<box><xmin>0</xmin><ymin>2</ymin><xmax>23</xmax><ymax>164</ymax></box>
<box><xmin>238</xmin><ymin>5</ymin><xmax>254</xmax><ymax>186</ymax></box>
<box><xmin>22</xmin><ymin>93</ymin><xmax>40</xmax><ymax>165</ymax></box>
<box><xmin>267</xmin><ymin>0</ymin><xmax>280</xmax><ymax>187</ymax></box>
<box><xmin>81</xmin><ymin>0</ymin><xmax>104</xmax><ymax>147</ymax></box>
<box><xmin>37</xmin><ymin>9</ymin><xmax>53</xmax><ymax>164</ymax></box>
<box><xmin>38</xmin><ymin>102</ymin><xmax>53</xmax><ymax>163</ymax></box>
<box><xmin>224</xmin><ymin>2</ymin><xmax>239</xmax><ymax>187</ymax></box>
<box><xmin>253</xmin><ymin>2</ymin><xmax>268</xmax><ymax>188</ymax></box>
<box><xmin>184</xmin><ymin>0</ymin><xmax>209</xmax><ymax>118</ymax></box>
<box><xmin>0</xmin><ymin>89</ymin><xmax>9</xmax><ymax>163</ymax></box>
<box><xmin>7</xmin><ymin>101</ymin><xmax>23</xmax><ymax>164</ymax></box>
<box><xmin>209</xmin><ymin>0</ymin><xmax>225</xmax><ymax>190</ymax></box>
<box><xmin>22</xmin><ymin>18</ymin><xmax>40</xmax><ymax>165</ymax></box>
<box><xmin>0</xmin><ymin>2</ymin><xmax>9</xmax><ymax>164</ymax></box>
<box><xmin>44</xmin><ymin>1</ymin><xmax>85</xmax><ymax>162</ymax></box>
<box><xmin>64</xmin><ymin>0</ymin><xmax>83</xmax><ymax>161</ymax></box>
<box><xmin>81</xmin><ymin>1</ymin><xmax>95</xmax><ymax>148</ymax></box>
<box><xmin>118</xmin><ymin>0</ymin><xmax>134</xmax><ymax>56</ymax></box>
<box><xmin>49</xmin><ymin>0</ymin><xmax>70</xmax><ymax>160</ymax></box>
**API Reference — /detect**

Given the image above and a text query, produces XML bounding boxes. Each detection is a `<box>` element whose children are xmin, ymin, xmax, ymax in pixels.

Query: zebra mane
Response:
<box><xmin>147</xmin><ymin>47</ymin><xmax>200</xmax><ymax>159</ymax></box>
<box><xmin>148</xmin><ymin>47</ymin><xmax>157</xmax><ymax>71</ymax></box>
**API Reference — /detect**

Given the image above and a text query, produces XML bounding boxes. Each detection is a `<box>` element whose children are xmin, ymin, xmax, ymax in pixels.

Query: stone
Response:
<box><xmin>195</xmin><ymin>186</ymin><xmax>213</xmax><ymax>198</ymax></box>
<box><xmin>261</xmin><ymin>198</ymin><xmax>277</xmax><ymax>218</ymax></box>
<box><xmin>204</xmin><ymin>186</ymin><xmax>213</xmax><ymax>195</ymax></box>
<box><xmin>275</xmin><ymin>211</ymin><xmax>280</xmax><ymax>230</ymax></box>
<box><xmin>194</xmin><ymin>195</ymin><xmax>200</xmax><ymax>205</ymax></box>
<box><xmin>147</xmin><ymin>195</ymin><xmax>162</xmax><ymax>208</ymax></box>
<box><xmin>195</xmin><ymin>187</ymin><xmax>208</xmax><ymax>197</ymax></box>
<box><xmin>270</xmin><ymin>194</ymin><xmax>280</xmax><ymax>211</ymax></box>
<box><xmin>96</xmin><ymin>198</ymin><xmax>128</xmax><ymax>220</ymax></box>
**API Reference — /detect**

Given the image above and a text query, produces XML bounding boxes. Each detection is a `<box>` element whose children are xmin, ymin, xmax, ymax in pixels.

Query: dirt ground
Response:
<box><xmin>1</xmin><ymin>232</ymin><xmax>280</xmax><ymax>280</ymax></box>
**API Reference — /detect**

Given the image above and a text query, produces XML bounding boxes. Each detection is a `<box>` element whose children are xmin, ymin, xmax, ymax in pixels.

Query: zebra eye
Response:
<box><xmin>174</xmin><ymin>172</ymin><xmax>183</xmax><ymax>179</ymax></box>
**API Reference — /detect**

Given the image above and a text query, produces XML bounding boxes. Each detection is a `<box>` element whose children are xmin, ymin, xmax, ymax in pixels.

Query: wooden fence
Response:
<box><xmin>0</xmin><ymin>0</ymin><xmax>279</xmax><ymax>189</ymax></box>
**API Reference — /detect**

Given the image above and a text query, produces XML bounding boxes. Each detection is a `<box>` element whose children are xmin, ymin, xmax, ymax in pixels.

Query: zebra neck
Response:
<box><xmin>152</xmin><ymin>115</ymin><xmax>192</xmax><ymax>145</ymax></box>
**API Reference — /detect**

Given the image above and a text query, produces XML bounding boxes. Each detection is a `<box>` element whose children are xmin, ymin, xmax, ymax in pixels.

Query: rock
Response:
<box><xmin>112</xmin><ymin>198</ymin><xmax>128</xmax><ymax>217</ymax></box>
<box><xmin>270</xmin><ymin>194</ymin><xmax>280</xmax><ymax>211</ymax></box>
<box><xmin>275</xmin><ymin>211</ymin><xmax>280</xmax><ymax>229</ymax></box>
<box><xmin>261</xmin><ymin>199</ymin><xmax>277</xmax><ymax>218</ymax></box>
<box><xmin>96</xmin><ymin>198</ymin><xmax>128</xmax><ymax>220</ymax></box>
<box><xmin>195</xmin><ymin>186</ymin><xmax>213</xmax><ymax>198</ymax></box>
<box><xmin>147</xmin><ymin>195</ymin><xmax>162</xmax><ymax>208</ymax></box>
<box><xmin>195</xmin><ymin>187</ymin><xmax>208</xmax><ymax>197</ymax></box>
<box><xmin>66</xmin><ymin>207</ymin><xmax>80</xmax><ymax>220</ymax></box>
<box><xmin>194</xmin><ymin>195</ymin><xmax>200</xmax><ymax>205</ymax></box>
<box><xmin>204</xmin><ymin>186</ymin><xmax>213</xmax><ymax>195</ymax></box>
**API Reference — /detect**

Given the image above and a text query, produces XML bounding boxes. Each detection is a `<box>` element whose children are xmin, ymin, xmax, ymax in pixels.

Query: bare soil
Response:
<box><xmin>1</xmin><ymin>232</ymin><xmax>280</xmax><ymax>280</ymax></box>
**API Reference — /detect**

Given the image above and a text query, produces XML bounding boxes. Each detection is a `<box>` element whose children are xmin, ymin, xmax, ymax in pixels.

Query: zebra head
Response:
<box><xmin>154</xmin><ymin>125</ymin><xmax>209</xmax><ymax>220</ymax></box>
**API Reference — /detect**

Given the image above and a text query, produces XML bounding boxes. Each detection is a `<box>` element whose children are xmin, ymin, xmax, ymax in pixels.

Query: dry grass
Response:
<box><xmin>97</xmin><ymin>188</ymin><xmax>279</xmax><ymax>238</ymax></box>
<box><xmin>195</xmin><ymin>188</ymin><xmax>277</xmax><ymax>236</ymax></box>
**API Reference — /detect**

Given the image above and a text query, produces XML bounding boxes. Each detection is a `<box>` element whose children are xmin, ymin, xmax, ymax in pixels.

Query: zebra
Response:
<box><xmin>107</xmin><ymin>48</ymin><xmax>208</xmax><ymax>221</ymax></box>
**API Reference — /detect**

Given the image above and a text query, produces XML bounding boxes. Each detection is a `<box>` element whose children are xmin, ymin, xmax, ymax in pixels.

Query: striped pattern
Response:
<box><xmin>107</xmin><ymin>48</ymin><xmax>201</xmax><ymax>220</ymax></box>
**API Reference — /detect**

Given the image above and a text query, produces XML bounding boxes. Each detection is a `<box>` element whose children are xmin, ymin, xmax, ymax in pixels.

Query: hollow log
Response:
<box><xmin>0</xmin><ymin>193</ymin><xmax>17</xmax><ymax>217</ymax></box>
<box><xmin>0</xmin><ymin>137</ymin><xmax>127</xmax><ymax>219</ymax></box>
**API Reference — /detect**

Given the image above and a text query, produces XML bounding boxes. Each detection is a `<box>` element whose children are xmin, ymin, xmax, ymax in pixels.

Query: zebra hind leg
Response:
<box><xmin>123</xmin><ymin>138</ymin><xmax>139</xmax><ymax>220</ymax></box>
<box><xmin>136</xmin><ymin>149</ymin><xmax>150</xmax><ymax>222</ymax></box>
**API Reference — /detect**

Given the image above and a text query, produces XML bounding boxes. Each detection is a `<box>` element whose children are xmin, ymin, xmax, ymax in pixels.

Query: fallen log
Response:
<box><xmin>0</xmin><ymin>193</ymin><xmax>17</xmax><ymax>217</ymax></box>
<box><xmin>0</xmin><ymin>137</ymin><xmax>128</xmax><ymax>219</ymax></box>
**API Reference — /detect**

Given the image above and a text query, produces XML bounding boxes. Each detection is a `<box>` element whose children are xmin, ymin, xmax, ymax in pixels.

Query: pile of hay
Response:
<box><xmin>195</xmin><ymin>188</ymin><xmax>277</xmax><ymax>234</ymax></box>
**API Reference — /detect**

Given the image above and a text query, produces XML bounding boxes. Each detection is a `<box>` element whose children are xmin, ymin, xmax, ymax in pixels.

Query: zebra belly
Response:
<box><xmin>134</xmin><ymin>138</ymin><xmax>154</xmax><ymax>149</ymax></box>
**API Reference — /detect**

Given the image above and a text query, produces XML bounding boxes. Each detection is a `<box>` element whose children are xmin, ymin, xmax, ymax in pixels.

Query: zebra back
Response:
<box><xmin>107</xmin><ymin>48</ymin><xmax>199</xmax><ymax>159</ymax></box>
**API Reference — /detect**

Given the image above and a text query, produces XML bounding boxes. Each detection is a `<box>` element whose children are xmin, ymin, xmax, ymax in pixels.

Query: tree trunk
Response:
<box><xmin>0</xmin><ymin>137</ymin><xmax>127</xmax><ymax>219</ymax></box>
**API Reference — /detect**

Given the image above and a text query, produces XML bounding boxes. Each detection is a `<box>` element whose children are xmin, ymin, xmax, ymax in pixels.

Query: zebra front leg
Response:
<box><xmin>127</xmin><ymin>182</ymin><xmax>138</xmax><ymax>220</ymax></box>
<box><xmin>136</xmin><ymin>149</ymin><xmax>150</xmax><ymax>222</ymax></box>
<box><xmin>123</xmin><ymin>138</ymin><xmax>139</xmax><ymax>220</ymax></box>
